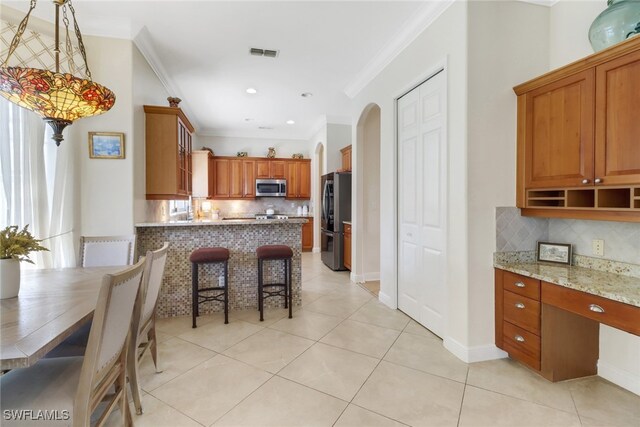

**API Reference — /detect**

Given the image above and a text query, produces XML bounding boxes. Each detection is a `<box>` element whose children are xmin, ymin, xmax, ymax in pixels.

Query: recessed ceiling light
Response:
<box><xmin>301</xmin><ymin>92</ymin><xmax>313</xmax><ymax>98</ymax></box>
<box><xmin>244</xmin><ymin>118</ymin><xmax>253</xmax><ymax>122</ymax></box>
<box><xmin>258</xmin><ymin>126</ymin><xmax>273</xmax><ymax>130</ymax></box>
<box><xmin>246</xmin><ymin>88</ymin><xmax>257</xmax><ymax>94</ymax></box>
<box><xmin>286</xmin><ymin>120</ymin><xmax>295</xmax><ymax>125</ymax></box>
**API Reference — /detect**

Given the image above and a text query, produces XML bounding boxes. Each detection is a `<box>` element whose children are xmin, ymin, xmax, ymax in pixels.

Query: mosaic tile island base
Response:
<box><xmin>136</xmin><ymin>219</ymin><xmax>306</xmax><ymax>317</ymax></box>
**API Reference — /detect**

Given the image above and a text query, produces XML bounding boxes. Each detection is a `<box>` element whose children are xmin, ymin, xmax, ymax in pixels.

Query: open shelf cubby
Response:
<box><xmin>567</xmin><ymin>189</ymin><xmax>595</xmax><ymax>208</ymax></box>
<box><xmin>597</xmin><ymin>188</ymin><xmax>631</xmax><ymax>209</ymax></box>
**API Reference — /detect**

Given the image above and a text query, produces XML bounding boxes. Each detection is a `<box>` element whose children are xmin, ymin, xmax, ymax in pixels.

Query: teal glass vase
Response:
<box><xmin>589</xmin><ymin>0</ymin><xmax>640</xmax><ymax>52</ymax></box>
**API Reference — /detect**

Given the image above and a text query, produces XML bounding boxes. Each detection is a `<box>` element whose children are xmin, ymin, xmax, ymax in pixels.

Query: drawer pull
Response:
<box><xmin>514</xmin><ymin>281</ymin><xmax>526</xmax><ymax>288</ymax></box>
<box><xmin>514</xmin><ymin>335</ymin><xmax>525</xmax><ymax>343</ymax></box>
<box><xmin>589</xmin><ymin>304</ymin><xmax>605</xmax><ymax>313</ymax></box>
<box><xmin>515</xmin><ymin>302</ymin><xmax>525</xmax><ymax>309</ymax></box>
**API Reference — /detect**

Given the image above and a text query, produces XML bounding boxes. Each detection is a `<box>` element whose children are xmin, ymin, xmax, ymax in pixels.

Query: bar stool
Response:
<box><xmin>190</xmin><ymin>247</ymin><xmax>230</xmax><ymax>327</ymax></box>
<box><xmin>256</xmin><ymin>245</ymin><xmax>293</xmax><ymax>321</ymax></box>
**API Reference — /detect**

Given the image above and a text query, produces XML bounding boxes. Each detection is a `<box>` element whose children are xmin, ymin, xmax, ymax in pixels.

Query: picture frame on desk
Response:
<box><xmin>537</xmin><ymin>241</ymin><xmax>572</xmax><ymax>265</ymax></box>
<box><xmin>88</xmin><ymin>132</ymin><xmax>125</xmax><ymax>159</ymax></box>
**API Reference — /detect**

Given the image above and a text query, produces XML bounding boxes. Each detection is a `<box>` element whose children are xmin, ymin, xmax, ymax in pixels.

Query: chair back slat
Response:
<box><xmin>142</xmin><ymin>242</ymin><xmax>169</xmax><ymax>325</ymax></box>
<box><xmin>79</xmin><ymin>235</ymin><xmax>136</xmax><ymax>267</ymax></box>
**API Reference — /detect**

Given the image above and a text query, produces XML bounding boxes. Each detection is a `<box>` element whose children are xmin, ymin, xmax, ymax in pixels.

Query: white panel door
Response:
<box><xmin>397</xmin><ymin>70</ymin><xmax>447</xmax><ymax>337</ymax></box>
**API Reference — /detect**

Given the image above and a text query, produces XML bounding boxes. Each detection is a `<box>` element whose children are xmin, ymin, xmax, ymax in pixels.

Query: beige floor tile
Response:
<box><xmin>384</xmin><ymin>332</ymin><xmax>468</xmax><ymax>383</ymax></box>
<box><xmin>139</xmin><ymin>337</ymin><xmax>216</xmax><ymax>392</ymax></box>
<box><xmin>320</xmin><ymin>319</ymin><xmax>400</xmax><ymax>358</ymax></box>
<box><xmin>214</xmin><ymin>376</ymin><xmax>348</xmax><ymax>427</ymax></box>
<box><xmin>358</xmin><ymin>281</ymin><xmax>380</xmax><ymax>297</ymax></box>
<box><xmin>104</xmin><ymin>394</ymin><xmax>202</xmax><ymax>427</ymax></box>
<box><xmin>334</xmin><ymin>405</ymin><xmax>406</xmax><ymax>427</ymax></box>
<box><xmin>402</xmin><ymin>319</ymin><xmax>439</xmax><ymax>338</ymax></box>
<box><xmin>269</xmin><ymin>309</ymin><xmax>342</xmax><ymax>340</ymax></box>
<box><xmin>177</xmin><ymin>319</ymin><xmax>263</xmax><ymax>352</ymax></box>
<box><xmin>151</xmin><ymin>354</ymin><xmax>272</xmax><ymax>426</ymax></box>
<box><xmin>223</xmin><ymin>328</ymin><xmax>314</xmax><ymax>373</ymax></box>
<box><xmin>353</xmin><ymin>361</ymin><xmax>464</xmax><ymax>426</ymax></box>
<box><xmin>300</xmin><ymin>289</ymin><xmax>324</xmax><ymax>307</ymax></box>
<box><xmin>458</xmin><ymin>385</ymin><xmax>581</xmax><ymax>427</ymax></box>
<box><xmin>302</xmin><ymin>279</ymin><xmax>347</xmax><ymax>295</ymax></box>
<box><xmin>579</xmin><ymin>416</ymin><xmax>639</xmax><ymax>427</ymax></box>
<box><xmin>568</xmin><ymin>376</ymin><xmax>640</xmax><ymax>425</ymax></box>
<box><xmin>229</xmin><ymin>308</ymin><xmax>288</xmax><ymax>327</ymax></box>
<box><xmin>156</xmin><ymin>314</ymin><xmax>220</xmax><ymax>336</ymax></box>
<box><xmin>349</xmin><ymin>299</ymin><xmax>410</xmax><ymax>331</ymax></box>
<box><xmin>304</xmin><ymin>294</ymin><xmax>370</xmax><ymax>319</ymax></box>
<box><xmin>466</xmin><ymin>358</ymin><xmax>575</xmax><ymax>413</ymax></box>
<box><xmin>278</xmin><ymin>342</ymin><xmax>379</xmax><ymax>401</ymax></box>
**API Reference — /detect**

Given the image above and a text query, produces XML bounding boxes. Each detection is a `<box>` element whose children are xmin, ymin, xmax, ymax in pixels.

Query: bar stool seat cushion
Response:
<box><xmin>256</xmin><ymin>245</ymin><xmax>293</xmax><ymax>260</ymax></box>
<box><xmin>190</xmin><ymin>247</ymin><xmax>230</xmax><ymax>263</ymax></box>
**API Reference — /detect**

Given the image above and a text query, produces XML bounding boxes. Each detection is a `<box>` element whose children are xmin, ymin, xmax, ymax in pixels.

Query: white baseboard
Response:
<box><xmin>443</xmin><ymin>337</ymin><xmax>508</xmax><ymax>363</ymax></box>
<box><xmin>378</xmin><ymin>291</ymin><xmax>394</xmax><ymax>308</ymax></box>
<box><xmin>350</xmin><ymin>273</ymin><xmax>364</xmax><ymax>283</ymax></box>
<box><xmin>598</xmin><ymin>360</ymin><xmax>640</xmax><ymax>396</ymax></box>
<box><xmin>350</xmin><ymin>272</ymin><xmax>379</xmax><ymax>283</ymax></box>
<box><xmin>312</xmin><ymin>247</ymin><xmax>320</xmax><ymax>253</ymax></box>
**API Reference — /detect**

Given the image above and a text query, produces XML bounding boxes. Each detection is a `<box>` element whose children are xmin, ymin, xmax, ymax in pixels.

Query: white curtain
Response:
<box><xmin>0</xmin><ymin>97</ymin><xmax>76</xmax><ymax>268</ymax></box>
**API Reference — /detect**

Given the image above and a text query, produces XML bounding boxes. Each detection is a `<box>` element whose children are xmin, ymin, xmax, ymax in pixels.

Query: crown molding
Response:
<box><xmin>343</xmin><ymin>0</ymin><xmax>455</xmax><ymax>99</ymax></box>
<box><xmin>133</xmin><ymin>26</ymin><xmax>200</xmax><ymax>130</ymax></box>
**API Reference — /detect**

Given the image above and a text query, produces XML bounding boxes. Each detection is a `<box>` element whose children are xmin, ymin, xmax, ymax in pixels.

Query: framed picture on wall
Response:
<box><xmin>537</xmin><ymin>241</ymin><xmax>572</xmax><ymax>265</ymax></box>
<box><xmin>88</xmin><ymin>132</ymin><xmax>125</xmax><ymax>159</ymax></box>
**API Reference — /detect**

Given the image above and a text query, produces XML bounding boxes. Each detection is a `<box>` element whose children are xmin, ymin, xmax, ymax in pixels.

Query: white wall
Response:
<box><xmin>466</xmin><ymin>1</ymin><xmax>549</xmax><ymax>354</ymax></box>
<box><xmin>351</xmin><ymin>1</ymin><xmax>470</xmax><ymax>347</ymax></box>
<box><xmin>309</xmin><ymin>125</ymin><xmax>327</xmax><ymax>251</ymax></box>
<box><xmin>326</xmin><ymin>124</ymin><xmax>352</xmax><ymax>173</ymax></box>
<box><xmin>549</xmin><ymin>0</ymin><xmax>640</xmax><ymax>394</ymax></box>
<box><xmin>195</xmin><ymin>135</ymin><xmax>309</xmax><ymax>158</ymax></box>
<box><xmin>132</xmin><ymin>45</ymin><xmax>171</xmax><ymax>224</ymax></box>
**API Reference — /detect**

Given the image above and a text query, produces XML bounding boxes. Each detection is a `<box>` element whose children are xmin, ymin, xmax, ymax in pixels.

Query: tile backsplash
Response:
<box><xmin>496</xmin><ymin>207</ymin><xmax>640</xmax><ymax>264</ymax></box>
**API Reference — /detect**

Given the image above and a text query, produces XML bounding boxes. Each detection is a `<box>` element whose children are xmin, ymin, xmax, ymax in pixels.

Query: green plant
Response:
<box><xmin>0</xmin><ymin>225</ymin><xmax>49</xmax><ymax>263</ymax></box>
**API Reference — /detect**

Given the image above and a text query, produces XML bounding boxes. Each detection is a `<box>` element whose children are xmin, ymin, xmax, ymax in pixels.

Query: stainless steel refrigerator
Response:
<box><xmin>321</xmin><ymin>172</ymin><xmax>351</xmax><ymax>270</ymax></box>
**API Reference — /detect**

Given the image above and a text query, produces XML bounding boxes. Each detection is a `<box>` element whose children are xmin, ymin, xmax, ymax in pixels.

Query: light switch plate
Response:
<box><xmin>592</xmin><ymin>239</ymin><xmax>604</xmax><ymax>257</ymax></box>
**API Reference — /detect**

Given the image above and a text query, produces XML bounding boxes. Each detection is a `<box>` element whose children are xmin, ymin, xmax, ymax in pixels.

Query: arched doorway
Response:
<box><xmin>354</xmin><ymin>104</ymin><xmax>381</xmax><ymax>290</ymax></box>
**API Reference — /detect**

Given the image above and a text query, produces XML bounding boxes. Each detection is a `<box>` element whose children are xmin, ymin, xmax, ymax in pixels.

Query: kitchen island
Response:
<box><xmin>136</xmin><ymin>219</ymin><xmax>307</xmax><ymax>317</ymax></box>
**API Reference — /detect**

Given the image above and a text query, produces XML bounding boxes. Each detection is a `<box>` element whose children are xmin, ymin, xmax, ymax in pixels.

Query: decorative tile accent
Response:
<box><xmin>495</xmin><ymin>207</ymin><xmax>548</xmax><ymax>252</ymax></box>
<box><xmin>136</xmin><ymin>223</ymin><xmax>303</xmax><ymax>317</ymax></box>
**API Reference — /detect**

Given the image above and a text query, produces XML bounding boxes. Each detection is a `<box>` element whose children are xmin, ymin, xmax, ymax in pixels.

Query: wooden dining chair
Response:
<box><xmin>0</xmin><ymin>257</ymin><xmax>147</xmax><ymax>427</ymax></box>
<box><xmin>79</xmin><ymin>235</ymin><xmax>136</xmax><ymax>267</ymax></box>
<box><xmin>128</xmin><ymin>242</ymin><xmax>169</xmax><ymax>415</ymax></box>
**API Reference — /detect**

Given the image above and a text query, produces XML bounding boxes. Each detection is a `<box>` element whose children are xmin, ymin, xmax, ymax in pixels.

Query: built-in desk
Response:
<box><xmin>494</xmin><ymin>260</ymin><xmax>640</xmax><ymax>382</ymax></box>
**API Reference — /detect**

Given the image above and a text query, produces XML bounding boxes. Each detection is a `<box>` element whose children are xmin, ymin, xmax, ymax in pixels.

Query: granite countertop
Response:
<box><xmin>136</xmin><ymin>218</ymin><xmax>308</xmax><ymax>227</ymax></box>
<box><xmin>494</xmin><ymin>255</ymin><xmax>640</xmax><ymax>308</ymax></box>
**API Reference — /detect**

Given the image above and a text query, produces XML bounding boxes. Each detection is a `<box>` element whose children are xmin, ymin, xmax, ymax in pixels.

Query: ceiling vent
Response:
<box><xmin>250</xmin><ymin>48</ymin><xmax>279</xmax><ymax>58</ymax></box>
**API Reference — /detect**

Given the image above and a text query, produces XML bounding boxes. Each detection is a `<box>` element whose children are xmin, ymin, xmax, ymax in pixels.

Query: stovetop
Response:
<box><xmin>255</xmin><ymin>214</ymin><xmax>289</xmax><ymax>220</ymax></box>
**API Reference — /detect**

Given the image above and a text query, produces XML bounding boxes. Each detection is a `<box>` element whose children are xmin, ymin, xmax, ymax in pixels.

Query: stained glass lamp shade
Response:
<box><xmin>0</xmin><ymin>0</ymin><xmax>116</xmax><ymax>145</ymax></box>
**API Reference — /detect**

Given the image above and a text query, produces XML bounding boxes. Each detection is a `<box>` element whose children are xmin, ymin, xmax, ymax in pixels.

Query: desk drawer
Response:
<box><xmin>541</xmin><ymin>282</ymin><xmax>640</xmax><ymax>336</ymax></box>
<box><xmin>503</xmin><ymin>321</ymin><xmax>541</xmax><ymax>371</ymax></box>
<box><xmin>503</xmin><ymin>271</ymin><xmax>540</xmax><ymax>301</ymax></box>
<box><xmin>504</xmin><ymin>290</ymin><xmax>540</xmax><ymax>335</ymax></box>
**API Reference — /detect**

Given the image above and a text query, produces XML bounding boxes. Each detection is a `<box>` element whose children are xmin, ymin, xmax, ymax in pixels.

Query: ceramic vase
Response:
<box><xmin>589</xmin><ymin>0</ymin><xmax>640</xmax><ymax>52</ymax></box>
<box><xmin>0</xmin><ymin>258</ymin><xmax>20</xmax><ymax>299</ymax></box>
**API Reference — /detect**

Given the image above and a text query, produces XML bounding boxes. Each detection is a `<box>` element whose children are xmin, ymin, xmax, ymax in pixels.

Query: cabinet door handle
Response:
<box><xmin>514</xmin><ymin>335</ymin><xmax>525</xmax><ymax>343</ymax></box>
<box><xmin>594</xmin><ymin>178</ymin><xmax>603</xmax><ymax>184</ymax></box>
<box><xmin>581</xmin><ymin>179</ymin><xmax>590</xmax><ymax>184</ymax></box>
<box><xmin>515</xmin><ymin>302</ymin><xmax>525</xmax><ymax>309</ymax></box>
<box><xmin>514</xmin><ymin>281</ymin><xmax>525</xmax><ymax>288</ymax></box>
<box><xmin>589</xmin><ymin>304</ymin><xmax>605</xmax><ymax>313</ymax></box>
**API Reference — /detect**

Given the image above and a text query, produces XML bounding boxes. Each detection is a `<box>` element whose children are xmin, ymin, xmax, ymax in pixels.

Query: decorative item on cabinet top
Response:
<box><xmin>589</xmin><ymin>0</ymin><xmax>640</xmax><ymax>52</ymax></box>
<box><xmin>292</xmin><ymin>153</ymin><xmax>304</xmax><ymax>159</ymax></box>
<box><xmin>237</xmin><ymin>151</ymin><xmax>248</xmax><ymax>157</ymax></box>
<box><xmin>167</xmin><ymin>97</ymin><xmax>182</xmax><ymax>107</ymax></box>
<box><xmin>267</xmin><ymin>147</ymin><xmax>276</xmax><ymax>158</ymax></box>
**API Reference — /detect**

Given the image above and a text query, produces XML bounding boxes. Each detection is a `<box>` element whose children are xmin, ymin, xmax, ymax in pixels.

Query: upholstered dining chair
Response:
<box><xmin>0</xmin><ymin>257</ymin><xmax>147</xmax><ymax>427</ymax></box>
<box><xmin>79</xmin><ymin>235</ymin><xmax>136</xmax><ymax>267</ymax></box>
<box><xmin>128</xmin><ymin>242</ymin><xmax>169</xmax><ymax>415</ymax></box>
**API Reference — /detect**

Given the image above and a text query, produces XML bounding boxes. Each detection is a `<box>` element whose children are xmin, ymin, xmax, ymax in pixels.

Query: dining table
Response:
<box><xmin>0</xmin><ymin>266</ymin><xmax>123</xmax><ymax>370</ymax></box>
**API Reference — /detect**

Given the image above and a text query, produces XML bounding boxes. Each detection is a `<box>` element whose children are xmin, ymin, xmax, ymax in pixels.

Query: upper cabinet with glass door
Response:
<box><xmin>514</xmin><ymin>36</ymin><xmax>640</xmax><ymax>222</ymax></box>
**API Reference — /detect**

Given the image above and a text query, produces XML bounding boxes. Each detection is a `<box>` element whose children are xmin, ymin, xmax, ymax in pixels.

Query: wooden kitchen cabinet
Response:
<box><xmin>514</xmin><ymin>36</ymin><xmax>640</xmax><ymax>222</ymax></box>
<box><xmin>144</xmin><ymin>105</ymin><xmax>194</xmax><ymax>200</ymax></box>
<box><xmin>340</xmin><ymin>145</ymin><xmax>352</xmax><ymax>172</ymax></box>
<box><xmin>211</xmin><ymin>157</ymin><xmax>255</xmax><ymax>199</ymax></box>
<box><xmin>302</xmin><ymin>218</ymin><xmax>313</xmax><ymax>252</ymax></box>
<box><xmin>192</xmin><ymin>150</ymin><xmax>213</xmax><ymax>198</ymax></box>
<box><xmin>343</xmin><ymin>222</ymin><xmax>352</xmax><ymax>270</ymax></box>
<box><xmin>256</xmin><ymin>160</ymin><xmax>285</xmax><ymax>179</ymax></box>
<box><xmin>285</xmin><ymin>159</ymin><xmax>311</xmax><ymax>200</ymax></box>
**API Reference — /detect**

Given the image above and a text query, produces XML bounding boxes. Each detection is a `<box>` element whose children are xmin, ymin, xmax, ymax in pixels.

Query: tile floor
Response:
<box><xmin>107</xmin><ymin>253</ymin><xmax>639</xmax><ymax>427</ymax></box>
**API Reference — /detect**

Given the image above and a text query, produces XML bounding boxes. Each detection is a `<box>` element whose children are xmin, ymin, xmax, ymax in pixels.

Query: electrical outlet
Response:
<box><xmin>219</xmin><ymin>275</ymin><xmax>225</xmax><ymax>287</ymax></box>
<box><xmin>592</xmin><ymin>239</ymin><xmax>604</xmax><ymax>257</ymax></box>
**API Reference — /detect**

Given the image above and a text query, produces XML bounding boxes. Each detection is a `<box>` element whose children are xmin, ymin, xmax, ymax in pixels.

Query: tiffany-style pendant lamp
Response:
<box><xmin>0</xmin><ymin>0</ymin><xmax>115</xmax><ymax>145</ymax></box>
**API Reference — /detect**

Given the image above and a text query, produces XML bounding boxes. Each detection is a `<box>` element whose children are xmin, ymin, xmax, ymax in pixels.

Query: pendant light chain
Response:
<box><xmin>67</xmin><ymin>1</ymin><xmax>92</xmax><ymax>80</ymax></box>
<box><xmin>1</xmin><ymin>0</ymin><xmax>38</xmax><ymax>68</ymax></box>
<box><xmin>62</xmin><ymin>5</ymin><xmax>77</xmax><ymax>76</ymax></box>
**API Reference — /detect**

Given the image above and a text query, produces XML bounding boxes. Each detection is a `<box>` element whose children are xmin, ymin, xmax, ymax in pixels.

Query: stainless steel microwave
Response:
<box><xmin>256</xmin><ymin>179</ymin><xmax>287</xmax><ymax>197</ymax></box>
